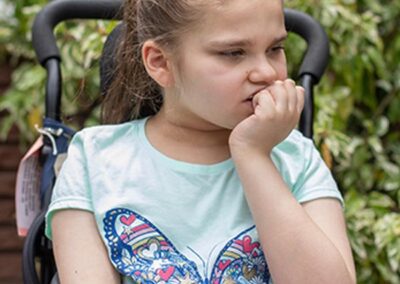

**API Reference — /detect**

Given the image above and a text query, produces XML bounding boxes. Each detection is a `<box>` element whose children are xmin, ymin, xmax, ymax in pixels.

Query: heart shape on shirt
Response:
<box><xmin>141</xmin><ymin>242</ymin><xmax>159</xmax><ymax>259</ymax></box>
<box><xmin>120</xmin><ymin>215</ymin><xmax>136</xmax><ymax>226</ymax></box>
<box><xmin>157</xmin><ymin>266</ymin><xmax>175</xmax><ymax>281</ymax></box>
<box><xmin>242</xmin><ymin>236</ymin><xmax>260</xmax><ymax>254</ymax></box>
<box><xmin>218</xmin><ymin>260</ymin><xmax>232</xmax><ymax>271</ymax></box>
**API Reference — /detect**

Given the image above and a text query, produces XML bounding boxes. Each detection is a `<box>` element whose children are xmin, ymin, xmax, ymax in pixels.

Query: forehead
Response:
<box><xmin>191</xmin><ymin>0</ymin><xmax>286</xmax><ymax>44</ymax></box>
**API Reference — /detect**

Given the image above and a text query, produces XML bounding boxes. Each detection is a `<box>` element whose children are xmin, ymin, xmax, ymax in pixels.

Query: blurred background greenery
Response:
<box><xmin>0</xmin><ymin>0</ymin><xmax>399</xmax><ymax>283</ymax></box>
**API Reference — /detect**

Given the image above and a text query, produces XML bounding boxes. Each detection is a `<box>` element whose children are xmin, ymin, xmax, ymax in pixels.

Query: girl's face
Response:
<box><xmin>166</xmin><ymin>0</ymin><xmax>287</xmax><ymax>131</ymax></box>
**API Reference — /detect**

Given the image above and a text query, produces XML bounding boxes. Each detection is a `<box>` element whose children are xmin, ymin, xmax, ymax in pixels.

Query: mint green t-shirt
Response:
<box><xmin>45</xmin><ymin>117</ymin><xmax>343</xmax><ymax>284</ymax></box>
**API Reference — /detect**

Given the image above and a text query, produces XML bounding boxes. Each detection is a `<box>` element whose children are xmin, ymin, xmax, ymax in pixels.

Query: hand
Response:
<box><xmin>229</xmin><ymin>79</ymin><xmax>304</xmax><ymax>157</ymax></box>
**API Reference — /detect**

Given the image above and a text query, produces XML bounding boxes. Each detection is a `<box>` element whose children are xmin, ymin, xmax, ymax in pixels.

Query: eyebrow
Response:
<box><xmin>208</xmin><ymin>34</ymin><xmax>288</xmax><ymax>48</ymax></box>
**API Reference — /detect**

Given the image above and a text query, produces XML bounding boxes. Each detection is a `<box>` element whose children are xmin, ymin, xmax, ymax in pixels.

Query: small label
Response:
<box><xmin>15</xmin><ymin>137</ymin><xmax>43</xmax><ymax>237</ymax></box>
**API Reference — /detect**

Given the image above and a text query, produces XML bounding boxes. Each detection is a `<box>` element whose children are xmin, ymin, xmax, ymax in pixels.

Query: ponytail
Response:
<box><xmin>101</xmin><ymin>0</ymin><xmax>162</xmax><ymax>124</ymax></box>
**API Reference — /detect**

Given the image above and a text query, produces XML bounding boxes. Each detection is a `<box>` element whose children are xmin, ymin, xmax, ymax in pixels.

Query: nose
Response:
<box><xmin>247</xmin><ymin>58</ymin><xmax>278</xmax><ymax>85</ymax></box>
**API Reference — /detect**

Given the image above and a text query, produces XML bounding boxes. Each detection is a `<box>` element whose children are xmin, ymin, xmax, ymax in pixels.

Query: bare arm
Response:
<box><xmin>52</xmin><ymin>209</ymin><xmax>120</xmax><ymax>284</ymax></box>
<box><xmin>233</xmin><ymin>155</ymin><xmax>356</xmax><ymax>284</ymax></box>
<box><xmin>229</xmin><ymin>79</ymin><xmax>356</xmax><ymax>283</ymax></box>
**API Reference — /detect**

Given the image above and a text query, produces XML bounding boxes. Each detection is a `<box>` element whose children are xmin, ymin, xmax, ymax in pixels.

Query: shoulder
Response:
<box><xmin>72</xmin><ymin>118</ymin><xmax>145</xmax><ymax>151</ymax></box>
<box><xmin>273</xmin><ymin>129</ymin><xmax>315</xmax><ymax>162</ymax></box>
<box><xmin>271</xmin><ymin>129</ymin><xmax>322</xmax><ymax>187</ymax></box>
<box><xmin>272</xmin><ymin>130</ymin><xmax>342</xmax><ymax>204</ymax></box>
<box><xmin>78</xmin><ymin>119</ymin><xmax>143</xmax><ymax>141</ymax></box>
<box><xmin>63</xmin><ymin>118</ymin><xmax>149</xmax><ymax>176</ymax></box>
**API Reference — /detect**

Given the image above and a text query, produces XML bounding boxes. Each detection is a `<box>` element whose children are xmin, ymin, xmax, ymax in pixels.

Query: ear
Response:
<box><xmin>142</xmin><ymin>40</ymin><xmax>174</xmax><ymax>88</ymax></box>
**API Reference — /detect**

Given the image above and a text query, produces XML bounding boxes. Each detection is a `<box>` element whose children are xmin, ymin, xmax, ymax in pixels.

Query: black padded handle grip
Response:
<box><xmin>32</xmin><ymin>0</ymin><xmax>123</xmax><ymax>66</ymax></box>
<box><xmin>284</xmin><ymin>8</ymin><xmax>330</xmax><ymax>83</ymax></box>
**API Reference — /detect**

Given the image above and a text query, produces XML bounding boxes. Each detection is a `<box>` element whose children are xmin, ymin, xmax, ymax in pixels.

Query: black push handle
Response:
<box><xmin>32</xmin><ymin>0</ymin><xmax>123</xmax><ymax>66</ymax></box>
<box><xmin>33</xmin><ymin>3</ymin><xmax>329</xmax><ymax>78</ymax></box>
<box><xmin>284</xmin><ymin>9</ymin><xmax>330</xmax><ymax>83</ymax></box>
<box><xmin>31</xmin><ymin>1</ymin><xmax>328</xmax><ymax>137</ymax></box>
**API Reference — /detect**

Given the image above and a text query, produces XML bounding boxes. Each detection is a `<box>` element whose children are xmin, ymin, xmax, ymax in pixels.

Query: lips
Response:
<box><xmin>246</xmin><ymin>95</ymin><xmax>254</xmax><ymax>101</ymax></box>
<box><xmin>245</xmin><ymin>87</ymin><xmax>267</xmax><ymax>101</ymax></box>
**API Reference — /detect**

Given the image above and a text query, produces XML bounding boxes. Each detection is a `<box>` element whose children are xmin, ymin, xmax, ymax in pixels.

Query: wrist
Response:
<box><xmin>229</xmin><ymin>144</ymin><xmax>273</xmax><ymax>163</ymax></box>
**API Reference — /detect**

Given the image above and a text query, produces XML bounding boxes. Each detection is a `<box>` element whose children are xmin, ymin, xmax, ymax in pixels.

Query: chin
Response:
<box><xmin>227</xmin><ymin>116</ymin><xmax>250</xmax><ymax>130</ymax></box>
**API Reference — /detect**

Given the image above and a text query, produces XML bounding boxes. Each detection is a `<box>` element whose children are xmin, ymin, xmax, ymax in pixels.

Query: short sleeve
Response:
<box><xmin>45</xmin><ymin>131</ymin><xmax>94</xmax><ymax>239</ymax></box>
<box><xmin>292</xmin><ymin>139</ymin><xmax>344</xmax><ymax>207</ymax></box>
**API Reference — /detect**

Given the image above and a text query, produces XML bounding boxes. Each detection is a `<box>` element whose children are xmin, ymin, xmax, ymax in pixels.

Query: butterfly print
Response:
<box><xmin>103</xmin><ymin>208</ymin><xmax>271</xmax><ymax>283</ymax></box>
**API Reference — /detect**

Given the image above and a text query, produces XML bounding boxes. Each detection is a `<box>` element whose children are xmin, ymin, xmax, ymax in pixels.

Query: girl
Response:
<box><xmin>46</xmin><ymin>0</ymin><xmax>356</xmax><ymax>283</ymax></box>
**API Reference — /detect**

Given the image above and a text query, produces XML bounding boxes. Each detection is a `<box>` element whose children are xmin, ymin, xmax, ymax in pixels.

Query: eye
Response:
<box><xmin>219</xmin><ymin>49</ymin><xmax>245</xmax><ymax>58</ymax></box>
<box><xmin>270</xmin><ymin>44</ymin><xmax>285</xmax><ymax>53</ymax></box>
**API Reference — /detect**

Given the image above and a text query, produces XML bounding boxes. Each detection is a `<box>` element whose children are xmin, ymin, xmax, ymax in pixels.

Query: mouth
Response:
<box><xmin>245</xmin><ymin>95</ymin><xmax>254</xmax><ymax>102</ymax></box>
<box><xmin>245</xmin><ymin>87</ymin><xmax>267</xmax><ymax>102</ymax></box>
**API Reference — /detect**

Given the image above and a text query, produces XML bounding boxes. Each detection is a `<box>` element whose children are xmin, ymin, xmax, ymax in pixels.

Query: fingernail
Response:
<box><xmin>287</xmin><ymin>78</ymin><xmax>296</xmax><ymax>85</ymax></box>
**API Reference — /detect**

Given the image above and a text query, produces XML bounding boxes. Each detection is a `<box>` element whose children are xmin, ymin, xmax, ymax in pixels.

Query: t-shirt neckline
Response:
<box><xmin>137</xmin><ymin>117</ymin><xmax>234</xmax><ymax>174</ymax></box>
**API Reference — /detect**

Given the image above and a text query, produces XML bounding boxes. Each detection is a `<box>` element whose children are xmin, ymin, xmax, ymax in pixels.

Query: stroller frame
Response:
<box><xmin>23</xmin><ymin>0</ymin><xmax>330</xmax><ymax>283</ymax></box>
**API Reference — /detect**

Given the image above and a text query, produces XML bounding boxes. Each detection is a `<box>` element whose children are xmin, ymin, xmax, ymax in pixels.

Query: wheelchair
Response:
<box><xmin>22</xmin><ymin>0</ymin><xmax>330</xmax><ymax>283</ymax></box>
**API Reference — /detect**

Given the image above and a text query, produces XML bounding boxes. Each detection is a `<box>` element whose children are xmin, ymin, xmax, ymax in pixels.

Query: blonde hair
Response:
<box><xmin>101</xmin><ymin>0</ymin><xmax>212</xmax><ymax>124</ymax></box>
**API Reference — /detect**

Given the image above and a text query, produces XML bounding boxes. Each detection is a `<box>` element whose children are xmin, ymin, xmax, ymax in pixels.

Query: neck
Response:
<box><xmin>145</xmin><ymin>107</ymin><xmax>232</xmax><ymax>164</ymax></box>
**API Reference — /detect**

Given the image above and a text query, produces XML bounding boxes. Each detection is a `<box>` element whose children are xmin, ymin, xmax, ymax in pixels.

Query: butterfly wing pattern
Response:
<box><xmin>104</xmin><ymin>208</ymin><xmax>271</xmax><ymax>283</ymax></box>
<box><xmin>210</xmin><ymin>226</ymin><xmax>271</xmax><ymax>284</ymax></box>
<box><xmin>104</xmin><ymin>208</ymin><xmax>203</xmax><ymax>283</ymax></box>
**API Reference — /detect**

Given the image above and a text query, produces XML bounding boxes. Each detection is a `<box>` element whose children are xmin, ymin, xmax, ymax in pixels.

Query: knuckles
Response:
<box><xmin>251</xmin><ymin>78</ymin><xmax>303</xmax><ymax>123</ymax></box>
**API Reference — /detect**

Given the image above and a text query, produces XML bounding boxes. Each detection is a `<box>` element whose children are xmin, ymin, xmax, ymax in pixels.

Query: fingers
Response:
<box><xmin>295</xmin><ymin>85</ymin><xmax>305</xmax><ymax>114</ymax></box>
<box><xmin>253</xmin><ymin>90</ymin><xmax>275</xmax><ymax>117</ymax></box>
<box><xmin>267</xmin><ymin>80</ymin><xmax>288</xmax><ymax>112</ymax></box>
<box><xmin>284</xmin><ymin>79</ymin><xmax>298</xmax><ymax>113</ymax></box>
<box><xmin>254</xmin><ymin>79</ymin><xmax>303</xmax><ymax>115</ymax></box>
<box><xmin>234</xmin><ymin>79</ymin><xmax>305</xmax><ymax>152</ymax></box>
<box><xmin>251</xmin><ymin>79</ymin><xmax>304</xmax><ymax>132</ymax></box>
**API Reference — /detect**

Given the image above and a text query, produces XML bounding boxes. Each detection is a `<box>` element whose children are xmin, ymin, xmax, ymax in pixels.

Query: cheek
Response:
<box><xmin>189</xmin><ymin>63</ymin><xmax>244</xmax><ymax>94</ymax></box>
<box><xmin>202</xmin><ymin>74</ymin><xmax>244</xmax><ymax>105</ymax></box>
<box><xmin>278</xmin><ymin>65</ymin><xmax>288</xmax><ymax>80</ymax></box>
<box><xmin>276</xmin><ymin>55</ymin><xmax>288</xmax><ymax>79</ymax></box>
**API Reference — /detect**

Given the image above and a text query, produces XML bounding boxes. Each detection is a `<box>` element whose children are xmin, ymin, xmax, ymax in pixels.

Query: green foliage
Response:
<box><xmin>1</xmin><ymin>0</ymin><xmax>399</xmax><ymax>283</ymax></box>
<box><xmin>0</xmin><ymin>0</ymin><xmax>117</xmax><ymax>143</ymax></box>
<box><xmin>286</xmin><ymin>0</ymin><xmax>400</xmax><ymax>282</ymax></box>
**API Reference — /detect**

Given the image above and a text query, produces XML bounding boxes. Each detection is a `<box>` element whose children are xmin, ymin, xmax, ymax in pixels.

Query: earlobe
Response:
<box><xmin>142</xmin><ymin>40</ymin><xmax>174</xmax><ymax>87</ymax></box>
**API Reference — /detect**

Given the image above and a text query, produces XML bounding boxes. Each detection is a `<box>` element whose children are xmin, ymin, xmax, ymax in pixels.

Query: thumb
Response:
<box><xmin>252</xmin><ymin>89</ymin><xmax>273</xmax><ymax>110</ymax></box>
